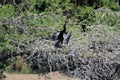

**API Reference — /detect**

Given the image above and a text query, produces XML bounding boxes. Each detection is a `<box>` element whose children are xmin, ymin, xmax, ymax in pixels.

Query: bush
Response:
<box><xmin>75</xmin><ymin>6</ymin><xmax>93</xmax><ymax>22</ymax></box>
<box><xmin>14</xmin><ymin>56</ymin><xmax>31</xmax><ymax>73</ymax></box>
<box><xmin>110</xmin><ymin>5</ymin><xmax>120</xmax><ymax>11</ymax></box>
<box><xmin>108</xmin><ymin>0</ymin><xmax>120</xmax><ymax>11</ymax></box>
<box><xmin>0</xmin><ymin>62</ymin><xmax>5</xmax><ymax>69</ymax></box>
<box><xmin>0</xmin><ymin>4</ymin><xmax>14</xmax><ymax>19</ymax></box>
<box><xmin>34</xmin><ymin>0</ymin><xmax>74</xmax><ymax>14</ymax></box>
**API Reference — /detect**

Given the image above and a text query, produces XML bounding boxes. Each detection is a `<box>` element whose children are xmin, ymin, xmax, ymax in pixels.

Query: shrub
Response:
<box><xmin>14</xmin><ymin>56</ymin><xmax>31</xmax><ymax>73</ymax></box>
<box><xmin>110</xmin><ymin>5</ymin><xmax>120</xmax><ymax>11</ymax></box>
<box><xmin>75</xmin><ymin>6</ymin><xmax>93</xmax><ymax>22</ymax></box>
<box><xmin>0</xmin><ymin>4</ymin><xmax>14</xmax><ymax>19</ymax></box>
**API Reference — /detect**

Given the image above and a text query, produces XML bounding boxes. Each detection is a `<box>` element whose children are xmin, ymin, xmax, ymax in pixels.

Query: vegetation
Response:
<box><xmin>0</xmin><ymin>0</ymin><xmax>120</xmax><ymax>79</ymax></box>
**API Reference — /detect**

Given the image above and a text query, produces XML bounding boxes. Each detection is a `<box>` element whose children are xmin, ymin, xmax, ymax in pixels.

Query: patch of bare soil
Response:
<box><xmin>4</xmin><ymin>72</ymin><xmax>80</xmax><ymax>80</ymax></box>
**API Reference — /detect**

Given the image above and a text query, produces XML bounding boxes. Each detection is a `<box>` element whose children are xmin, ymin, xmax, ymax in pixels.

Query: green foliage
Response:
<box><xmin>14</xmin><ymin>56</ymin><xmax>31</xmax><ymax>73</ymax></box>
<box><xmin>0</xmin><ymin>24</ymin><xmax>16</xmax><ymax>55</ymax></box>
<box><xmin>0</xmin><ymin>28</ymin><xmax>7</xmax><ymax>54</ymax></box>
<box><xmin>75</xmin><ymin>6</ymin><xmax>93</xmax><ymax>21</ymax></box>
<box><xmin>6</xmin><ymin>56</ymin><xmax>31</xmax><ymax>73</ymax></box>
<box><xmin>0</xmin><ymin>4</ymin><xmax>14</xmax><ymax>19</ymax></box>
<box><xmin>100</xmin><ymin>11</ymin><xmax>120</xmax><ymax>28</ymax></box>
<box><xmin>108</xmin><ymin>0</ymin><xmax>120</xmax><ymax>11</ymax></box>
<box><xmin>110</xmin><ymin>4</ymin><xmax>120</xmax><ymax>11</ymax></box>
<box><xmin>56</xmin><ymin>0</ymin><xmax>74</xmax><ymax>12</ymax></box>
<box><xmin>34</xmin><ymin>0</ymin><xmax>74</xmax><ymax>13</ymax></box>
<box><xmin>92</xmin><ymin>0</ymin><xmax>110</xmax><ymax>8</ymax></box>
<box><xmin>34</xmin><ymin>0</ymin><xmax>50</xmax><ymax>12</ymax></box>
<box><xmin>0</xmin><ymin>62</ymin><xmax>5</xmax><ymax>69</ymax></box>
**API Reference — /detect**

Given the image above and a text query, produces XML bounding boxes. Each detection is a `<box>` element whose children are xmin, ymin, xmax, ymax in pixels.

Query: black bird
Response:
<box><xmin>58</xmin><ymin>21</ymin><xmax>67</xmax><ymax>44</ymax></box>
<box><xmin>53</xmin><ymin>20</ymin><xmax>71</xmax><ymax>47</ymax></box>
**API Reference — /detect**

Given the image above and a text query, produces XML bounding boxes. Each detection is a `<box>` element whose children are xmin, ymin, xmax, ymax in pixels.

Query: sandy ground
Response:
<box><xmin>3</xmin><ymin>72</ymin><xmax>81</xmax><ymax>80</ymax></box>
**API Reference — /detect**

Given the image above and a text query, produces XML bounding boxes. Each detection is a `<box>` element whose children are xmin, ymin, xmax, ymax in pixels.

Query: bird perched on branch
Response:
<box><xmin>53</xmin><ymin>19</ymin><xmax>71</xmax><ymax>47</ymax></box>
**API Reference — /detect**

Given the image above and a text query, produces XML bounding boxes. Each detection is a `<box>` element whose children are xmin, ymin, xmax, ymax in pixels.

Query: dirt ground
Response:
<box><xmin>3</xmin><ymin>71</ymin><xmax>81</xmax><ymax>80</ymax></box>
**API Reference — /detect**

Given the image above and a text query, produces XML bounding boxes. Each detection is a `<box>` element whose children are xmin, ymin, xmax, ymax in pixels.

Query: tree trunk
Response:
<box><xmin>118</xmin><ymin>0</ymin><xmax>120</xmax><ymax>6</ymax></box>
<box><xmin>116</xmin><ymin>0</ymin><xmax>120</xmax><ymax>6</ymax></box>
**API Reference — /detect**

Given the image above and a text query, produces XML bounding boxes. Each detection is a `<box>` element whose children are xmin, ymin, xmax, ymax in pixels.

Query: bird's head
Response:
<box><xmin>65</xmin><ymin>19</ymin><xmax>73</xmax><ymax>26</ymax></box>
<box><xmin>65</xmin><ymin>19</ymin><xmax>69</xmax><ymax>24</ymax></box>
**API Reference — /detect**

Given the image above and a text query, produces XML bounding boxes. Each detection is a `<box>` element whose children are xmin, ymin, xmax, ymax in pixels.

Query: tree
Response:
<box><xmin>117</xmin><ymin>0</ymin><xmax>120</xmax><ymax>5</ymax></box>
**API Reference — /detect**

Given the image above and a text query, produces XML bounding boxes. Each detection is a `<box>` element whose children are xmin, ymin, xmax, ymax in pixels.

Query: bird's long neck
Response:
<box><xmin>63</xmin><ymin>22</ymin><xmax>67</xmax><ymax>32</ymax></box>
